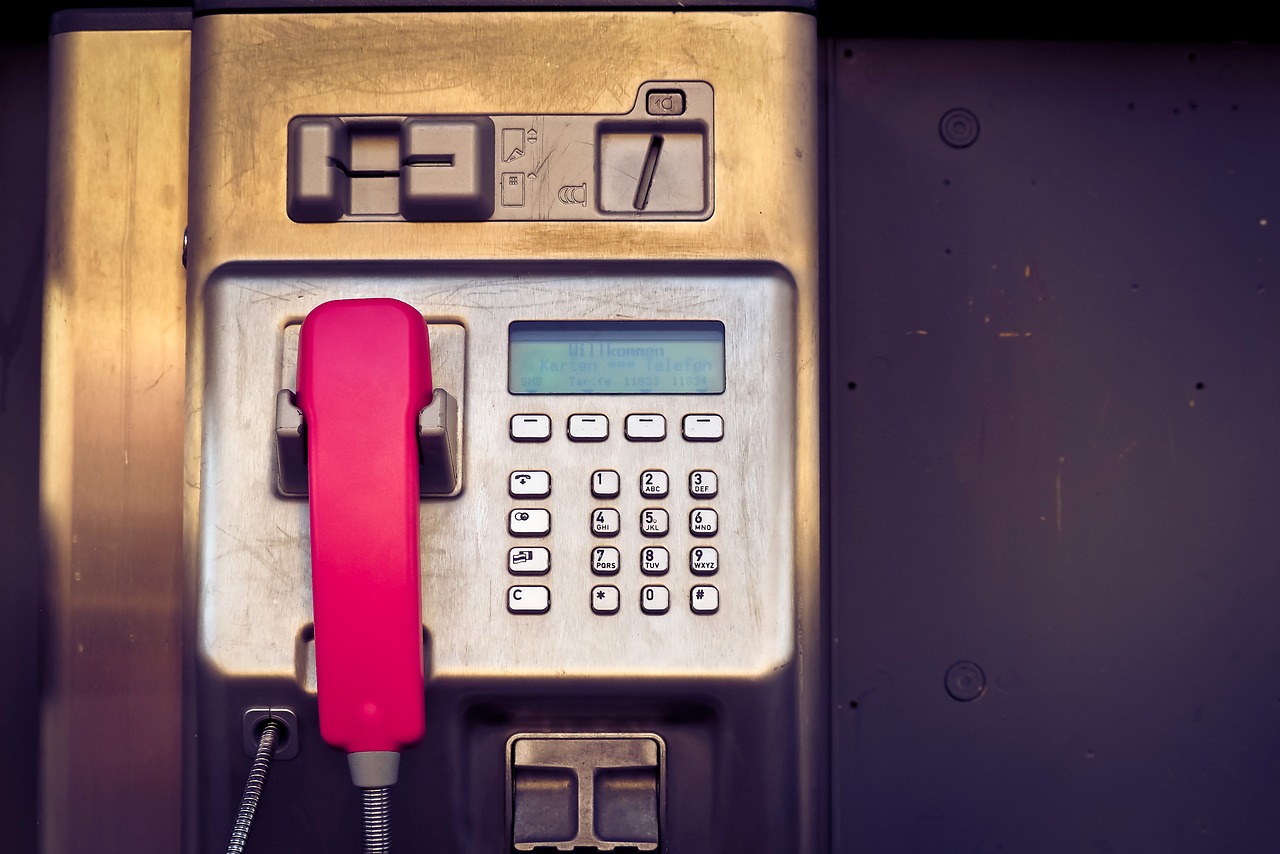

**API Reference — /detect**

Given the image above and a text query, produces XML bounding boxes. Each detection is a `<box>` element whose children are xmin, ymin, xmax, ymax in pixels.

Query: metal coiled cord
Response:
<box><xmin>226</xmin><ymin>720</ymin><xmax>281</xmax><ymax>854</ymax></box>
<box><xmin>362</xmin><ymin>787</ymin><xmax>392</xmax><ymax>853</ymax></box>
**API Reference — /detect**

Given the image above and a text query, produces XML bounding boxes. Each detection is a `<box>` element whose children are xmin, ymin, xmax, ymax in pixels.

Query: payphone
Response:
<box><xmin>170</xmin><ymin>4</ymin><xmax>823</xmax><ymax>853</ymax></box>
<box><xmin>40</xmin><ymin>9</ymin><xmax>1280</xmax><ymax>853</ymax></box>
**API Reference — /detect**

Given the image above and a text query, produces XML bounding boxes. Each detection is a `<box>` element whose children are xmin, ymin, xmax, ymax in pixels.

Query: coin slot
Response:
<box><xmin>633</xmin><ymin>135</ymin><xmax>664</xmax><ymax>210</ymax></box>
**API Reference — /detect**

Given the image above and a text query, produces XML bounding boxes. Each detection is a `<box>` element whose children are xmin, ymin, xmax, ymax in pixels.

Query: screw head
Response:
<box><xmin>945</xmin><ymin>660</ymin><xmax>986</xmax><ymax>702</ymax></box>
<box><xmin>939</xmin><ymin>108</ymin><xmax>980</xmax><ymax>149</ymax></box>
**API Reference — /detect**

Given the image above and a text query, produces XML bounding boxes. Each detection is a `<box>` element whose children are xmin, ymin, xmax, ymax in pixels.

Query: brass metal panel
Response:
<box><xmin>187</xmin><ymin>12</ymin><xmax>818</xmax><ymax>277</ymax></box>
<box><xmin>41</xmin><ymin>29</ymin><xmax>190</xmax><ymax>854</ymax></box>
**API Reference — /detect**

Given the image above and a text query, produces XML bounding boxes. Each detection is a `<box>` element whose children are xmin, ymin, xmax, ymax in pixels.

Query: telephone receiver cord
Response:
<box><xmin>225</xmin><ymin>719</ymin><xmax>281</xmax><ymax>854</ymax></box>
<box><xmin>223</xmin><ymin>719</ymin><xmax>394</xmax><ymax>854</ymax></box>
<box><xmin>361</xmin><ymin>787</ymin><xmax>392</xmax><ymax>853</ymax></box>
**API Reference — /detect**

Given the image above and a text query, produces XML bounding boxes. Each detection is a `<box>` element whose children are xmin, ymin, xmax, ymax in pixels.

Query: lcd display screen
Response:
<box><xmin>508</xmin><ymin>321</ymin><xmax>725</xmax><ymax>394</ymax></box>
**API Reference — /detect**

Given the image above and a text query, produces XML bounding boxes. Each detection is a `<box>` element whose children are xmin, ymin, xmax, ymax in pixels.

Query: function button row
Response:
<box><xmin>591</xmin><ymin>469</ymin><xmax>717</xmax><ymax>499</ymax></box>
<box><xmin>510</xmin><ymin>413</ymin><xmax>722</xmax><ymax>443</ymax></box>
<box><xmin>509</xmin><ymin>584</ymin><xmax>718</xmax><ymax>615</ymax></box>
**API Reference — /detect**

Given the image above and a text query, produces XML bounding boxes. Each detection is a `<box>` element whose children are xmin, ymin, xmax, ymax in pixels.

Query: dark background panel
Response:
<box><xmin>828</xmin><ymin>40</ymin><xmax>1280</xmax><ymax>853</ymax></box>
<box><xmin>0</xmin><ymin>44</ymin><xmax>46</xmax><ymax>854</ymax></box>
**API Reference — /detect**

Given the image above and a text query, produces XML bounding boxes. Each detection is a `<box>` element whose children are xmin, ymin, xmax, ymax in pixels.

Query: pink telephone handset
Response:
<box><xmin>296</xmin><ymin>298</ymin><xmax>431</xmax><ymax>789</ymax></box>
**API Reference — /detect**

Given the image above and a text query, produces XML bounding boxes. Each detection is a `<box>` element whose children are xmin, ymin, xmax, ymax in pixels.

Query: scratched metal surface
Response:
<box><xmin>828</xmin><ymin>41</ymin><xmax>1280</xmax><ymax>852</ymax></box>
<box><xmin>198</xmin><ymin>268</ymin><xmax>795</xmax><ymax>680</ymax></box>
<box><xmin>40</xmin><ymin>28</ymin><xmax>190</xmax><ymax>854</ymax></box>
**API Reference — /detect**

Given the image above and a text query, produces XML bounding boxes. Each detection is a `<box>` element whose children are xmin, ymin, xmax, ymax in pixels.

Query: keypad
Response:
<box><xmin>506</xmin><ymin>410</ymin><xmax>724</xmax><ymax>614</ymax></box>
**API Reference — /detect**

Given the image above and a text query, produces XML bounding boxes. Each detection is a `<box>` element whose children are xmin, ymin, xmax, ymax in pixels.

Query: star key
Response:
<box><xmin>591</xmin><ymin>585</ymin><xmax>619</xmax><ymax>614</ymax></box>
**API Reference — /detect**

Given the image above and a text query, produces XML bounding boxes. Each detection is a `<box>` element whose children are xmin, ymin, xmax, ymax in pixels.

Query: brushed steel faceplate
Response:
<box><xmin>199</xmin><ymin>266</ymin><xmax>795</xmax><ymax>685</ymax></box>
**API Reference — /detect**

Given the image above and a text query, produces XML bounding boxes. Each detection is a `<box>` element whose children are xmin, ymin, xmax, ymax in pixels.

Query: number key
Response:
<box><xmin>689</xmin><ymin>469</ymin><xmax>718</xmax><ymax>497</ymax></box>
<box><xmin>640</xmin><ymin>469</ymin><xmax>669</xmax><ymax>498</ymax></box>
<box><xmin>591</xmin><ymin>470</ymin><xmax>620</xmax><ymax>498</ymax></box>
<box><xmin>640</xmin><ymin>508</ymin><xmax>669</xmax><ymax>537</ymax></box>
<box><xmin>591</xmin><ymin>508</ymin><xmax>621</xmax><ymax>537</ymax></box>
<box><xmin>592</xmin><ymin>546</ymin><xmax>620</xmax><ymax>575</ymax></box>
<box><xmin>640</xmin><ymin>585</ymin><xmax>670</xmax><ymax>614</ymax></box>
<box><xmin>690</xmin><ymin>546</ymin><xmax>719</xmax><ymax>575</ymax></box>
<box><xmin>689</xmin><ymin>508</ymin><xmax>718</xmax><ymax>536</ymax></box>
<box><xmin>640</xmin><ymin>546</ymin><xmax>669</xmax><ymax>575</ymax></box>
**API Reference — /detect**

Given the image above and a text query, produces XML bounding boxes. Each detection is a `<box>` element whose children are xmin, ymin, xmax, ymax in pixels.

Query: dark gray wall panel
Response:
<box><xmin>828</xmin><ymin>41</ymin><xmax>1280</xmax><ymax>853</ymax></box>
<box><xmin>0</xmin><ymin>44</ymin><xmax>46</xmax><ymax>854</ymax></box>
